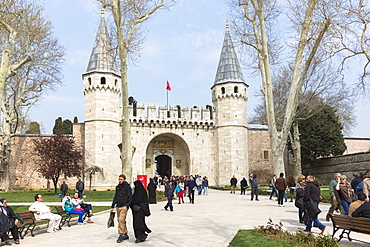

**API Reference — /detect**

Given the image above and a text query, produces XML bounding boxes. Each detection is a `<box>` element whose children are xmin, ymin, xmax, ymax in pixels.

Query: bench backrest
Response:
<box><xmin>55</xmin><ymin>206</ymin><xmax>65</xmax><ymax>214</ymax></box>
<box><xmin>331</xmin><ymin>214</ymin><xmax>352</xmax><ymax>229</ymax></box>
<box><xmin>349</xmin><ymin>216</ymin><xmax>370</xmax><ymax>234</ymax></box>
<box><xmin>16</xmin><ymin>211</ymin><xmax>35</xmax><ymax>225</ymax></box>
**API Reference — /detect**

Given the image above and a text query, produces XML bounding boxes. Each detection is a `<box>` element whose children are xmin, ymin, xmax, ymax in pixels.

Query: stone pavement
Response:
<box><xmin>8</xmin><ymin>189</ymin><xmax>370</xmax><ymax>247</ymax></box>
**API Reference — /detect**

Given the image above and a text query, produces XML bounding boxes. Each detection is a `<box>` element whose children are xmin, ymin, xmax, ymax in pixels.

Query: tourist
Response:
<box><xmin>287</xmin><ymin>176</ymin><xmax>296</xmax><ymax>202</ymax></box>
<box><xmin>335</xmin><ymin>175</ymin><xmax>353</xmax><ymax>215</ymax></box>
<box><xmin>230</xmin><ymin>175</ymin><xmax>237</xmax><ymax>194</ymax></box>
<box><xmin>62</xmin><ymin>192</ymin><xmax>85</xmax><ymax>225</ymax></box>
<box><xmin>349</xmin><ymin>192</ymin><xmax>366</xmax><ymax>216</ymax></box>
<box><xmin>177</xmin><ymin>179</ymin><xmax>185</xmax><ymax>203</ymax></box>
<box><xmin>29</xmin><ymin>194</ymin><xmax>62</xmax><ymax>233</ymax></box>
<box><xmin>111</xmin><ymin>174</ymin><xmax>132</xmax><ymax>243</ymax></box>
<box><xmin>196</xmin><ymin>175</ymin><xmax>202</xmax><ymax>195</ymax></box>
<box><xmin>71</xmin><ymin>192</ymin><xmax>94</xmax><ymax>223</ymax></box>
<box><xmin>147</xmin><ymin>178</ymin><xmax>157</xmax><ymax>204</ymax></box>
<box><xmin>0</xmin><ymin>198</ymin><xmax>20</xmax><ymax>244</ymax></box>
<box><xmin>76</xmin><ymin>178</ymin><xmax>84</xmax><ymax>198</ymax></box>
<box><xmin>295</xmin><ymin>175</ymin><xmax>308</xmax><ymax>224</ymax></box>
<box><xmin>202</xmin><ymin>176</ymin><xmax>209</xmax><ymax>195</ymax></box>
<box><xmin>249</xmin><ymin>173</ymin><xmax>259</xmax><ymax>201</ymax></box>
<box><xmin>131</xmin><ymin>180</ymin><xmax>151</xmax><ymax>243</ymax></box>
<box><xmin>362</xmin><ymin>169</ymin><xmax>370</xmax><ymax>202</ymax></box>
<box><xmin>275</xmin><ymin>173</ymin><xmax>287</xmax><ymax>207</ymax></box>
<box><xmin>326</xmin><ymin>173</ymin><xmax>344</xmax><ymax>221</ymax></box>
<box><xmin>303</xmin><ymin>175</ymin><xmax>326</xmax><ymax>234</ymax></box>
<box><xmin>269</xmin><ymin>174</ymin><xmax>278</xmax><ymax>200</ymax></box>
<box><xmin>352</xmin><ymin>196</ymin><xmax>370</xmax><ymax>218</ymax></box>
<box><xmin>164</xmin><ymin>181</ymin><xmax>174</xmax><ymax>211</ymax></box>
<box><xmin>188</xmin><ymin>175</ymin><xmax>196</xmax><ymax>204</ymax></box>
<box><xmin>240</xmin><ymin>177</ymin><xmax>248</xmax><ymax>195</ymax></box>
<box><xmin>60</xmin><ymin>181</ymin><xmax>68</xmax><ymax>198</ymax></box>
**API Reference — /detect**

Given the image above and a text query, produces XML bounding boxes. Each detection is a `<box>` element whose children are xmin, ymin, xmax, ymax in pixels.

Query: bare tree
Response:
<box><xmin>97</xmin><ymin>0</ymin><xmax>174</xmax><ymax>180</ymax></box>
<box><xmin>229</xmin><ymin>0</ymin><xmax>346</xmax><ymax>175</ymax></box>
<box><xmin>0</xmin><ymin>0</ymin><xmax>65</xmax><ymax>190</ymax></box>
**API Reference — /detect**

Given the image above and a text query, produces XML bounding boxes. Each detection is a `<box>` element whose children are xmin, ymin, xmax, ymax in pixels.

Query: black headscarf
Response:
<box><xmin>132</xmin><ymin>180</ymin><xmax>148</xmax><ymax>205</ymax></box>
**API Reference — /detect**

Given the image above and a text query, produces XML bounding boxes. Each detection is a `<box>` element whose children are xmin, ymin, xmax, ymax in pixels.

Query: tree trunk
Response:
<box><xmin>291</xmin><ymin>120</ymin><xmax>302</xmax><ymax>178</ymax></box>
<box><xmin>52</xmin><ymin>178</ymin><xmax>58</xmax><ymax>195</ymax></box>
<box><xmin>112</xmin><ymin>0</ymin><xmax>132</xmax><ymax>182</ymax></box>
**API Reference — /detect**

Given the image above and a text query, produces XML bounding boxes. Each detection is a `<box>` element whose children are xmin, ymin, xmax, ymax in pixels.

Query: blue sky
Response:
<box><xmin>28</xmin><ymin>0</ymin><xmax>370</xmax><ymax>138</ymax></box>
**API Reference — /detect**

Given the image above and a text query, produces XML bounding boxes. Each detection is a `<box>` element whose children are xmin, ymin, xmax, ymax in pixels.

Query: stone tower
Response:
<box><xmin>211</xmin><ymin>24</ymin><xmax>249</xmax><ymax>185</ymax></box>
<box><xmin>82</xmin><ymin>11</ymin><xmax>121</xmax><ymax>186</ymax></box>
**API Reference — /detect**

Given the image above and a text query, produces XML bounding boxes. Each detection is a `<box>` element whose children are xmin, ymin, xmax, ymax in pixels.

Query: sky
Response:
<box><xmin>27</xmin><ymin>0</ymin><xmax>370</xmax><ymax>138</ymax></box>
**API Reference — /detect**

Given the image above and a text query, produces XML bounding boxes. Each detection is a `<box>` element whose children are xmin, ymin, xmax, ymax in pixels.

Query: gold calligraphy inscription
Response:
<box><xmin>153</xmin><ymin>141</ymin><xmax>173</xmax><ymax>148</ymax></box>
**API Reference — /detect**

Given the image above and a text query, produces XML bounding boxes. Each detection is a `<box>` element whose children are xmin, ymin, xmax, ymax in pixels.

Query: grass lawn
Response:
<box><xmin>228</xmin><ymin>230</ymin><xmax>295</xmax><ymax>247</ymax></box>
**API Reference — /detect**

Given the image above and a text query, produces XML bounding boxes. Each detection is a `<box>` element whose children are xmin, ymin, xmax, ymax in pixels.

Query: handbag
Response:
<box><xmin>107</xmin><ymin>212</ymin><xmax>115</xmax><ymax>228</ymax></box>
<box><xmin>132</xmin><ymin>204</ymin><xmax>141</xmax><ymax>212</ymax></box>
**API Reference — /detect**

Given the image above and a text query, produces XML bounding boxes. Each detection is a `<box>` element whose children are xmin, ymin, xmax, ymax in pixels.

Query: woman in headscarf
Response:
<box><xmin>147</xmin><ymin>178</ymin><xmax>157</xmax><ymax>204</ymax></box>
<box><xmin>131</xmin><ymin>180</ymin><xmax>151</xmax><ymax>243</ymax></box>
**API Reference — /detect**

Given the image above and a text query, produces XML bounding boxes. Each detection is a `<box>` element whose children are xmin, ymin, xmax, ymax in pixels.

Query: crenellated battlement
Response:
<box><xmin>83</xmin><ymin>84</ymin><xmax>120</xmax><ymax>94</ymax></box>
<box><xmin>128</xmin><ymin>104</ymin><xmax>215</xmax><ymax>127</ymax></box>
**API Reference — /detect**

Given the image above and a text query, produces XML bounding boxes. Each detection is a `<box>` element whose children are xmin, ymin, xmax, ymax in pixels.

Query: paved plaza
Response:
<box><xmin>8</xmin><ymin>189</ymin><xmax>370</xmax><ymax>247</ymax></box>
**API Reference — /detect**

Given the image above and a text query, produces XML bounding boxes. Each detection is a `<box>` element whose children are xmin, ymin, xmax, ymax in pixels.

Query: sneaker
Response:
<box><xmin>87</xmin><ymin>219</ymin><xmax>94</xmax><ymax>223</ymax></box>
<box><xmin>15</xmin><ymin>239</ymin><xmax>20</xmax><ymax>245</ymax></box>
<box><xmin>281</xmin><ymin>205</ymin><xmax>285</xmax><ymax>207</ymax></box>
<box><xmin>5</xmin><ymin>240</ymin><xmax>12</xmax><ymax>245</ymax></box>
<box><xmin>122</xmin><ymin>234</ymin><xmax>129</xmax><ymax>240</ymax></box>
<box><xmin>135</xmin><ymin>239</ymin><xmax>140</xmax><ymax>243</ymax></box>
<box><xmin>117</xmin><ymin>235</ymin><xmax>124</xmax><ymax>243</ymax></box>
<box><xmin>256</xmin><ymin>199</ymin><xmax>259</xmax><ymax>201</ymax></box>
<box><xmin>278</xmin><ymin>204</ymin><xmax>281</xmax><ymax>207</ymax></box>
<box><xmin>47</xmin><ymin>230</ymin><xmax>54</xmax><ymax>233</ymax></box>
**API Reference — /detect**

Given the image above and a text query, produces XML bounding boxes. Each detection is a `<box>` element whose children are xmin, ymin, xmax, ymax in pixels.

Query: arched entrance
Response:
<box><xmin>145</xmin><ymin>133</ymin><xmax>190</xmax><ymax>178</ymax></box>
<box><xmin>155</xmin><ymin>155</ymin><xmax>171</xmax><ymax>178</ymax></box>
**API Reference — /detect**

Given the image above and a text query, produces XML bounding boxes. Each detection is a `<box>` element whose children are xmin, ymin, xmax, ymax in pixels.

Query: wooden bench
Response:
<box><xmin>16</xmin><ymin>211</ymin><xmax>49</xmax><ymax>239</ymax></box>
<box><xmin>54</xmin><ymin>206</ymin><xmax>87</xmax><ymax>228</ymax></box>
<box><xmin>329</xmin><ymin>213</ymin><xmax>370</xmax><ymax>242</ymax></box>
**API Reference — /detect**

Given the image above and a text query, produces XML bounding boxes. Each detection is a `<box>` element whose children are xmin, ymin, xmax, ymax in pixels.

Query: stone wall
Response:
<box><xmin>302</xmin><ymin>152</ymin><xmax>370</xmax><ymax>185</ymax></box>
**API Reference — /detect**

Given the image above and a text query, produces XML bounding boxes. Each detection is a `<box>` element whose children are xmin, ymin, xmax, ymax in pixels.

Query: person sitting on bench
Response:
<box><xmin>62</xmin><ymin>192</ymin><xmax>85</xmax><ymax>225</ymax></box>
<box><xmin>71</xmin><ymin>192</ymin><xmax>94</xmax><ymax>223</ymax></box>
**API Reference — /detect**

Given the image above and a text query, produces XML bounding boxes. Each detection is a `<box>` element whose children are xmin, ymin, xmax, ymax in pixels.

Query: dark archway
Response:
<box><xmin>155</xmin><ymin>155</ymin><xmax>171</xmax><ymax>178</ymax></box>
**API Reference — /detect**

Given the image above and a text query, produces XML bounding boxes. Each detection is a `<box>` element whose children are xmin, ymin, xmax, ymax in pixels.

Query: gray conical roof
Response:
<box><xmin>85</xmin><ymin>14</ymin><xmax>119</xmax><ymax>75</ymax></box>
<box><xmin>214</xmin><ymin>28</ymin><xmax>244</xmax><ymax>85</ymax></box>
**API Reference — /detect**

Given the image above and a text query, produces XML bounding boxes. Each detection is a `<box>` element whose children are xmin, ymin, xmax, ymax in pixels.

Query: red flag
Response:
<box><xmin>166</xmin><ymin>81</ymin><xmax>171</xmax><ymax>91</ymax></box>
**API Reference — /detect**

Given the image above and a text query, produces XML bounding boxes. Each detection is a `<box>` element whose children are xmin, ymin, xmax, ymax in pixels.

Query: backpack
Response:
<box><xmin>0</xmin><ymin>207</ymin><xmax>9</xmax><ymax>235</ymax></box>
<box><xmin>356</xmin><ymin>182</ymin><xmax>363</xmax><ymax>191</ymax></box>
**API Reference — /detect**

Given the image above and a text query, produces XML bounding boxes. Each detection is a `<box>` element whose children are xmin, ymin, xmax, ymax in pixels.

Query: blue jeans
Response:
<box><xmin>270</xmin><ymin>187</ymin><xmax>278</xmax><ymax>199</ymax></box>
<box><xmin>197</xmin><ymin>185</ymin><xmax>202</xmax><ymax>195</ymax></box>
<box><xmin>203</xmin><ymin>187</ymin><xmax>208</xmax><ymax>195</ymax></box>
<box><xmin>306</xmin><ymin>203</ymin><xmax>325</xmax><ymax>231</ymax></box>
<box><xmin>68</xmin><ymin>209</ymin><xmax>85</xmax><ymax>223</ymax></box>
<box><xmin>341</xmin><ymin>200</ymin><xmax>350</xmax><ymax>215</ymax></box>
<box><xmin>165</xmin><ymin>196</ymin><xmax>173</xmax><ymax>211</ymax></box>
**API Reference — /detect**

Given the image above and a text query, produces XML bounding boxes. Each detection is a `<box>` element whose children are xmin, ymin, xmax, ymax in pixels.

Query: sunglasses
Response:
<box><xmin>340</xmin><ymin>178</ymin><xmax>346</xmax><ymax>180</ymax></box>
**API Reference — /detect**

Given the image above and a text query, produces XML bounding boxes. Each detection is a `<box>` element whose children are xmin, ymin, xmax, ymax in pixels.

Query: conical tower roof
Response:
<box><xmin>85</xmin><ymin>11</ymin><xmax>119</xmax><ymax>76</ymax></box>
<box><xmin>214</xmin><ymin>24</ymin><xmax>245</xmax><ymax>85</ymax></box>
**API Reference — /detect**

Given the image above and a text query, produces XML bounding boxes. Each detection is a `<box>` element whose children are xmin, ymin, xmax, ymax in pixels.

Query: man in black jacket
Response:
<box><xmin>111</xmin><ymin>174</ymin><xmax>132</xmax><ymax>243</ymax></box>
<box><xmin>304</xmin><ymin>175</ymin><xmax>326</xmax><ymax>234</ymax></box>
<box><xmin>230</xmin><ymin>175</ymin><xmax>237</xmax><ymax>194</ymax></box>
<box><xmin>352</xmin><ymin>201</ymin><xmax>370</xmax><ymax>218</ymax></box>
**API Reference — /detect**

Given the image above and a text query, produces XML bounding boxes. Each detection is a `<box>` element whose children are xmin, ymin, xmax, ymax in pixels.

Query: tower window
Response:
<box><xmin>263</xmin><ymin>150</ymin><xmax>269</xmax><ymax>160</ymax></box>
<box><xmin>101</xmin><ymin>77</ymin><xmax>106</xmax><ymax>84</ymax></box>
<box><xmin>221</xmin><ymin>87</ymin><xmax>225</xmax><ymax>94</ymax></box>
<box><xmin>88</xmin><ymin>77</ymin><xmax>92</xmax><ymax>85</ymax></box>
<box><xmin>234</xmin><ymin>86</ymin><xmax>238</xmax><ymax>93</ymax></box>
<box><xmin>115</xmin><ymin>79</ymin><xmax>117</xmax><ymax>86</ymax></box>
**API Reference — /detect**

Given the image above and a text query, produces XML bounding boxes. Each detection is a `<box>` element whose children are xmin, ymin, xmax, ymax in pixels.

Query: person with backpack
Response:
<box><xmin>269</xmin><ymin>175</ymin><xmax>278</xmax><ymax>200</ymax></box>
<box><xmin>326</xmin><ymin>173</ymin><xmax>344</xmax><ymax>221</ymax></box>
<box><xmin>295</xmin><ymin>175</ymin><xmax>308</xmax><ymax>225</ymax></box>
